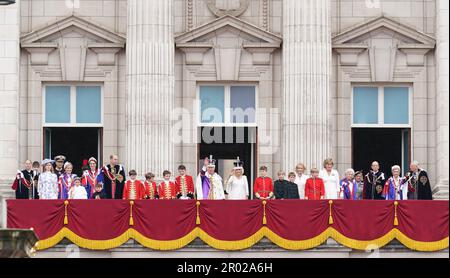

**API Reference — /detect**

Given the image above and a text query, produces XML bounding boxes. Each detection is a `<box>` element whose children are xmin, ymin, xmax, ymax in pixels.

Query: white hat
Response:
<box><xmin>41</xmin><ymin>159</ymin><xmax>54</xmax><ymax>165</ymax></box>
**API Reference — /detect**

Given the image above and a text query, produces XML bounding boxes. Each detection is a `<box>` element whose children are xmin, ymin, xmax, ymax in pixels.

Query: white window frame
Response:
<box><xmin>42</xmin><ymin>84</ymin><xmax>104</xmax><ymax>127</ymax></box>
<box><xmin>351</xmin><ymin>84</ymin><xmax>412</xmax><ymax>128</ymax></box>
<box><xmin>197</xmin><ymin>83</ymin><xmax>258</xmax><ymax>127</ymax></box>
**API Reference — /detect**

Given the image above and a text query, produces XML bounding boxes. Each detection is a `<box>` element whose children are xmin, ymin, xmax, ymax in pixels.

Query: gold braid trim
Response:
<box><xmin>33</xmin><ymin>228</ymin><xmax>449</xmax><ymax>252</ymax></box>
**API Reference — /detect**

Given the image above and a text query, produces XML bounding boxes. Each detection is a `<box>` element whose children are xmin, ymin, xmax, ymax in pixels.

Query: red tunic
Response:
<box><xmin>123</xmin><ymin>180</ymin><xmax>146</xmax><ymax>200</ymax></box>
<box><xmin>253</xmin><ymin>176</ymin><xmax>274</xmax><ymax>199</ymax></box>
<box><xmin>305</xmin><ymin>178</ymin><xmax>325</xmax><ymax>200</ymax></box>
<box><xmin>175</xmin><ymin>175</ymin><xmax>195</xmax><ymax>198</ymax></box>
<box><xmin>158</xmin><ymin>181</ymin><xmax>177</xmax><ymax>200</ymax></box>
<box><xmin>144</xmin><ymin>181</ymin><xmax>158</xmax><ymax>199</ymax></box>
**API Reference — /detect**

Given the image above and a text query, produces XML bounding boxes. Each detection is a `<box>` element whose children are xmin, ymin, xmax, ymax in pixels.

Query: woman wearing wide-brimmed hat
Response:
<box><xmin>37</xmin><ymin>159</ymin><xmax>59</xmax><ymax>199</ymax></box>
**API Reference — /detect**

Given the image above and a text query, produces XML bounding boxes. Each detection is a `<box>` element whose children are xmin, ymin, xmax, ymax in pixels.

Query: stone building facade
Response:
<box><xmin>0</xmin><ymin>0</ymin><xmax>448</xmax><ymax>221</ymax></box>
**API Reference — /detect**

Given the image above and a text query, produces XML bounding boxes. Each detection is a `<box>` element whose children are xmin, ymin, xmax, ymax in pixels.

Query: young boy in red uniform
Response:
<box><xmin>159</xmin><ymin>170</ymin><xmax>177</xmax><ymax>200</ymax></box>
<box><xmin>305</xmin><ymin>168</ymin><xmax>326</xmax><ymax>200</ymax></box>
<box><xmin>123</xmin><ymin>170</ymin><xmax>146</xmax><ymax>200</ymax></box>
<box><xmin>253</xmin><ymin>166</ymin><xmax>274</xmax><ymax>199</ymax></box>
<box><xmin>144</xmin><ymin>172</ymin><xmax>158</xmax><ymax>199</ymax></box>
<box><xmin>175</xmin><ymin>165</ymin><xmax>195</xmax><ymax>199</ymax></box>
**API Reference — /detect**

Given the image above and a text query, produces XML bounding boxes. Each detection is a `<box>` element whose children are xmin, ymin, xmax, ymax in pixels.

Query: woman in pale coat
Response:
<box><xmin>225</xmin><ymin>159</ymin><xmax>249</xmax><ymax>200</ymax></box>
<box><xmin>319</xmin><ymin>158</ymin><xmax>341</xmax><ymax>199</ymax></box>
<box><xmin>38</xmin><ymin>159</ymin><xmax>59</xmax><ymax>199</ymax></box>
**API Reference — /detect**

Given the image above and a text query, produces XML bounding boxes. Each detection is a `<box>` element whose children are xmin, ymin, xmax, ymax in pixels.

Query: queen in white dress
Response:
<box><xmin>38</xmin><ymin>159</ymin><xmax>59</xmax><ymax>200</ymax></box>
<box><xmin>225</xmin><ymin>158</ymin><xmax>249</xmax><ymax>200</ymax></box>
<box><xmin>319</xmin><ymin>158</ymin><xmax>341</xmax><ymax>199</ymax></box>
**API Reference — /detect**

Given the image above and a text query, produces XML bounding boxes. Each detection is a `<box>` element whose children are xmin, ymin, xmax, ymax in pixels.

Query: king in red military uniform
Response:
<box><xmin>144</xmin><ymin>172</ymin><xmax>159</xmax><ymax>199</ymax></box>
<box><xmin>175</xmin><ymin>165</ymin><xmax>195</xmax><ymax>199</ymax></box>
<box><xmin>123</xmin><ymin>170</ymin><xmax>146</xmax><ymax>200</ymax></box>
<box><xmin>158</xmin><ymin>170</ymin><xmax>177</xmax><ymax>200</ymax></box>
<box><xmin>253</xmin><ymin>166</ymin><xmax>274</xmax><ymax>199</ymax></box>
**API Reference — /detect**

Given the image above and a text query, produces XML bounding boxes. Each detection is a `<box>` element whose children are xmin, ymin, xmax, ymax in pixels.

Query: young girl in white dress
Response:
<box><xmin>69</xmin><ymin>177</ymin><xmax>88</xmax><ymax>200</ymax></box>
<box><xmin>225</xmin><ymin>158</ymin><xmax>249</xmax><ymax>200</ymax></box>
<box><xmin>38</xmin><ymin>159</ymin><xmax>59</xmax><ymax>199</ymax></box>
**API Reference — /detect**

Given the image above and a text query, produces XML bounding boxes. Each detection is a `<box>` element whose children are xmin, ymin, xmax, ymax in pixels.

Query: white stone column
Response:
<box><xmin>0</xmin><ymin>1</ymin><xmax>20</xmax><ymax>180</ymax></box>
<box><xmin>126</xmin><ymin>0</ymin><xmax>175</xmax><ymax>177</ymax></box>
<box><xmin>282</xmin><ymin>0</ymin><xmax>332</xmax><ymax>170</ymax></box>
<box><xmin>434</xmin><ymin>0</ymin><xmax>449</xmax><ymax>199</ymax></box>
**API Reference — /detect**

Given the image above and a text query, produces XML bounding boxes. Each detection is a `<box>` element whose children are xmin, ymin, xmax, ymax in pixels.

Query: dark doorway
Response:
<box><xmin>44</xmin><ymin>128</ymin><xmax>102</xmax><ymax>176</ymax></box>
<box><xmin>352</xmin><ymin>128</ymin><xmax>410</xmax><ymax>176</ymax></box>
<box><xmin>199</xmin><ymin>127</ymin><xmax>256</xmax><ymax>198</ymax></box>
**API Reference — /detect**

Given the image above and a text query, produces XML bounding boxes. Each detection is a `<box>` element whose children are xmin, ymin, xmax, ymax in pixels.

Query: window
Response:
<box><xmin>45</xmin><ymin>86</ymin><xmax>71</xmax><ymax>124</ymax></box>
<box><xmin>44</xmin><ymin>85</ymin><xmax>103</xmax><ymax>126</ymax></box>
<box><xmin>384</xmin><ymin>87</ymin><xmax>409</xmax><ymax>124</ymax></box>
<box><xmin>198</xmin><ymin>85</ymin><xmax>257</xmax><ymax>126</ymax></box>
<box><xmin>200</xmin><ymin>86</ymin><xmax>225</xmax><ymax>124</ymax></box>
<box><xmin>353</xmin><ymin>87</ymin><xmax>378</xmax><ymax>124</ymax></box>
<box><xmin>230</xmin><ymin>86</ymin><xmax>256</xmax><ymax>124</ymax></box>
<box><xmin>352</xmin><ymin>86</ymin><xmax>411</xmax><ymax>127</ymax></box>
<box><xmin>76</xmin><ymin>86</ymin><xmax>102</xmax><ymax>124</ymax></box>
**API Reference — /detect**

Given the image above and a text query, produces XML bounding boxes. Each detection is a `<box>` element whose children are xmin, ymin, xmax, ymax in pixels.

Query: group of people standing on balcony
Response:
<box><xmin>11</xmin><ymin>154</ymin><xmax>433</xmax><ymax>201</ymax></box>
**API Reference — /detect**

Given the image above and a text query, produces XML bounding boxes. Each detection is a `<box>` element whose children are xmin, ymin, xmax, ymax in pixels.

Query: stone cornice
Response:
<box><xmin>332</xmin><ymin>15</ymin><xmax>436</xmax><ymax>46</ymax></box>
<box><xmin>175</xmin><ymin>15</ymin><xmax>282</xmax><ymax>45</ymax></box>
<box><xmin>20</xmin><ymin>15</ymin><xmax>126</xmax><ymax>45</ymax></box>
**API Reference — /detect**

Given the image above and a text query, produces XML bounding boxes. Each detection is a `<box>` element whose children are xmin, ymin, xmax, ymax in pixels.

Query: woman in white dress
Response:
<box><xmin>38</xmin><ymin>159</ymin><xmax>59</xmax><ymax>199</ymax></box>
<box><xmin>225</xmin><ymin>158</ymin><xmax>249</xmax><ymax>200</ymax></box>
<box><xmin>319</xmin><ymin>158</ymin><xmax>341</xmax><ymax>199</ymax></box>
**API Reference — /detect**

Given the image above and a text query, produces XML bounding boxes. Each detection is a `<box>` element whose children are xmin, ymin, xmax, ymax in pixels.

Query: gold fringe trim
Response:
<box><xmin>131</xmin><ymin>228</ymin><xmax>199</xmax><ymax>251</ymax></box>
<box><xmin>329</xmin><ymin>228</ymin><xmax>395</xmax><ymax>250</ymax></box>
<box><xmin>394</xmin><ymin>201</ymin><xmax>399</xmax><ymax>226</ymax></box>
<box><xmin>34</xmin><ymin>228</ymin><xmax>449</xmax><ymax>252</ymax></box>
<box><xmin>328</xmin><ymin>200</ymin><xmax>334</xmax><ymax>225</ymax></box>
<box><xmin>394</xmin><ymin>229</ymin><xmax>449</xmax><ymax>252</ymax></box>
<box><xmin>198</xmin><ymin>228</ymin><xmax>265</xmax><ymax>251</ymax></box>
<box><xmin>63</xmin><ymin>200</ymin><xmax>69</xmax><ymax>225</ymax></box>
<box><xmin>264</xmin><ymin>227</ymin><xmax>330</xmax><ymax>250</ymax></box>
<box><xmin>262</xmin><ymin>200</ymin><xmax>267</xmax><ymax>225</ymax></box>
<box><xmin>196</xmin><ymin>201</ymin><xmax>201</xmax><ymax>225</ymax></box>
<box><xmin>35</xmin><ymin>227</ymin><xmax>132</xmax><ymax>251</ymax></box>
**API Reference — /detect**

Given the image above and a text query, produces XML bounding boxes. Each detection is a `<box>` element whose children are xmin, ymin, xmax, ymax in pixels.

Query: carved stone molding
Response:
<box><xmin>175</xmin><ymin>15</ymin><xmax>281</xmax><ymax>80</ymax></box>
<box><xmin>207</xmin><ymin>0</ymin><xmax>249</xmax><ymax>17</ymax></box>
<box><xmin>332</xmin><ymin>15</ymin><xmax>436</xmax><ymax>82</ymax></box>
<box><xmin>243</xmin><ymin>42</ymin><xmax>279</xmax><ymax>65</ymax></box>
<box><xmin>262</xmin><ymin>0</ymin><xmax>269</xmax><ymax>31</ymax></box>
<box><xmin>186</xmin><ymin>0</ymin><xmax>194</xmax><ymax>31</ymax></box>
<box><xmin>177</xmin><ymin>43</ymin><xmax>213</xmax><ymax>65</ymax></box>
<box><xmin>398</xmin><ymin>44</ymin><xmax>434</xmax><ymax>66</ymax></box>
<box><xmin>20</xmin><ymin>15</ymin><xmax>125</xmax><ymax>81</ymax></box>
<box><xmin>21</xmin><ymin>43</ymin><xmax>57</xmax><ymax>66</ymax></box>
<box><xmin>333</xmin><ymin>44</ymin><xmax>368</xmax><ymax>66</ymax></box>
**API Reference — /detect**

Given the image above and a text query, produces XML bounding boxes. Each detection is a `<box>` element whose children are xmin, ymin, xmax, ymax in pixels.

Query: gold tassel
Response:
<box><xmin>328</xmin><ymin>200</ymin><xmax>334</xmax><ymax>225</ymax></box>
<box><xmin>129</xmin><ymin>201</ymin><xmax>134</xmax><ymax>226</ymax></box>
<box><xmin>394</xmin><ymin>201</ymin><xmax>399</xmax><ymax>226</ymax></box>
<box><xmin>64</xmin><ymin>200</ymin><xmax>69</xmax><ymax>225</ymax></box>
<box><xmin>262</xmin><ymin>200</ymin><xmax>267</xmax><ymax>225</ymax></box>
<box><xmin>196</xmin><ymin>201</ymin><xmax>201</xmax><ymax>225</ymax></box>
